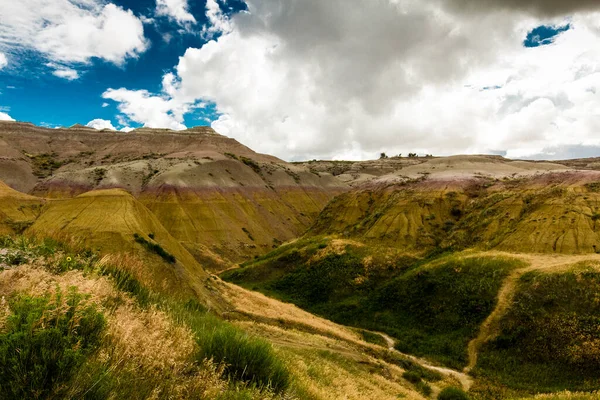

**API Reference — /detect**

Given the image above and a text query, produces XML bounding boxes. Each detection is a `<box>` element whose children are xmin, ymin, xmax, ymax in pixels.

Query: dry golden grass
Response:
<box><xmin>234</xmin><ymin>321</ymin><xmax>465</xmax><ymax>400</ymax></box>
<box><xmin>0</xmin><ymin>263</ymin><xmax>234</xmax><ymax>399</ymax></box>
<box><xmin>512</xmin><ymin>392</ymin><xmax>600</xmax><ymax>400</ymax></box>
<box><xmin>282</xmin><ymin>346</ymin><xmax>425</xmax><ymax>400</ymax></box>
<box><xmin>0</xmin><ymin>264</ymin><xmax>119</xmax><ymax>305</ymax></box>
<box><xmin>0</xmin><ymin>295</ymin><xmax>9</xmax><ymax>331</ymax></box>
<box><xmin>217</xmin><ymin>279</ymin><xmax>363</xmax><ymax>344</ymax></box>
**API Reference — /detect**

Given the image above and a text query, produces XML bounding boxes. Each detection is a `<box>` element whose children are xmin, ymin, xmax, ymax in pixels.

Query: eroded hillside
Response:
<box><xmin>0</xmin><ymin>121</ymin><xmax>347</xmax><ymax>268</ymax></box>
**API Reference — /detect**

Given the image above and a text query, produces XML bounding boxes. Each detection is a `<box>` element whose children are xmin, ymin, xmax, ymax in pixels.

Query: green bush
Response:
<box><xmin>438</xmin><ymin>387</ymin><xmax>471</xmax><ymax>400</ymax></box>
<box><xmin>98</xmin><ymin>263</ymin><xmax>153</xmax><ymax>306</ymax></box>
<box><xmin>402</xmin><ymin>370</ymin><xmax>423</xmax><ymax>384</ymax></box>
<box><xmin>195</xmin><ymin>316</ymin><xmax>290</xmax><ymax>392</ymax></box>
<box><xmin>133</xmin><ymin>233</ymin><xmax>176</xmax><ymax>263</ymax></box>
<box><xmin>416</xmin><ymin>381</ymin><xmax>433</xmax><ymax>396</ymax></box>
<box><xmin>0</xmin><ymin>289</ymin><xmax>105</xmax><ymax>399</ymax></box>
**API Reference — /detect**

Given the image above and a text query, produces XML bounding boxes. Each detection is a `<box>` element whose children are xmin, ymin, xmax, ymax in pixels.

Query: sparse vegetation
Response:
<box><xmin>242</xmin><ymin>227</ymin><xmax>255</xmax><ymax>241</ymax></box>
<box><xmin>284</xmin><ymin>168</ymin><xmax>301</xmax><ymax>183</ymax></box>
<box><xmin>241</xmin><ymin>157</ymin><xmax>262</xmax><ymax>175</ymax></box>
<box><xmin>93</xmin><ymin>167</ymin><xmax>106</xmax><ymax>185</ymax></box>
<box><xmin>584</xmin><ymin>182</ymin><xmax>600</xmax><ymax>192</ymax></box>
<box><xmin>142</xmin><ymin>167</ymin><xmax>160</xmax><ymax>186</ymax></box>
<box><xmin>26</xmin><ymin>152</ymin><xmax>65</xmax><ymax>178</ymax></box>
<box><xmin>133</xmin><ymin>233</ymin><xmax>176</xmax><ymax>263</ymax></box>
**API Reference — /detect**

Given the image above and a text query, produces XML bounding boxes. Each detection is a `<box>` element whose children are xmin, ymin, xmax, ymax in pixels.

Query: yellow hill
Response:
<box><xmin>0</xmin><ymin>180</ymin><xmax>44</xmax><ymax>235</ymax></box>
<box><xmin>311</xmin><ymin>173</ymin><xmax>600</xmax><ymax>255</ymax></box>
<box><xmin>27</xmin><ymin>188</ymin><xmax>222</xmax><ymax>308</ymax></box>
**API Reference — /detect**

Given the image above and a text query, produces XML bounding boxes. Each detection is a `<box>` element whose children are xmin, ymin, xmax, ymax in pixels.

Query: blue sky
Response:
<box><xmin>0</xmin><ymin>0</ymin><xmax>599</xmax><ymax>161</ymax></box>
<box><xmin>0</xmin><ymin>0</ymin><xmax>246</xmax><ymax>129</ymax></box>
<box><xmin>524</xmin><ymin>24</ymin><xmax>571</xmax><ymax>47</ymax></box>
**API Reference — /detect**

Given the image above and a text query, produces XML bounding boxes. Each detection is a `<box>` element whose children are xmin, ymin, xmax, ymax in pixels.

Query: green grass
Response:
<box><xmin>357</xmin><ymin>329</ymin><xmax>388</xmax><ymax>347</ymax></box>
<box><xmin>194</xmin><ymin>314</ymin><xmax>290</xmax><ymax>392</ymax></box>
<box><xmin>0</xmin><ymin>289</ymin><xmax>106</xmax><ymax>399</ymax></box>
<box><xmin>438</xmin><ymin>387</ymin><xmax>471</xmax><ymax>400</ymax></box>
<box><xmin>475</xmin><ymin>266</ymin><xmax>600</xmax><ymax>393</ymax></box>
<box><xmin>400</xmin><ymin>364</ymin><xmax>434</xmax><ymax>396</ymax></box>
<box><xmin>224</xmin><ymin>240</ymin><xmax>522</xmax><ymax>369</ymax></box>
<box><xmin>0</xmin><ymin>234</ymin><xmax>292</xmax><ymax>397</ymax></box>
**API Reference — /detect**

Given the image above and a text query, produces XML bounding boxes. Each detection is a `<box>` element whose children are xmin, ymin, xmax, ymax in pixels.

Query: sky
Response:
<box><xmin>0</xmin><ymin>1</ymin><xmax>599</xmax><ymax>161</ymax></box>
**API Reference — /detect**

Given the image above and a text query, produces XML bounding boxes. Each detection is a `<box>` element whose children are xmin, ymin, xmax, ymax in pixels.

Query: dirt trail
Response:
<box><xmin>368</xmin><ymin>330</ymin><xmax>474</xmax><ymax>391</ymax></box>
<box><xmin>464</xmin><ymin>251</ymin><xmax>600</xmax><ymax>373</ymax></box>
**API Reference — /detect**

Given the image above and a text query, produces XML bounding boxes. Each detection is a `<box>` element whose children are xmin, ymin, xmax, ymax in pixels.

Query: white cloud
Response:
<box><xmin>46</xmin><ymin>63</ymin><xmax>80</xmax><ymax>80</ymax></box>
<box><xmin>0</xmin><ymin>0</ymin><xmax>148</xmax><ymax>67</ymax></box>
<box><xmin>0</xmin><ymin>111</ymin><xmax>14</xmax><ymax>121</ymax></box>
<box><xmin>201</xmin><ymin>0</ymin><xmax>232</xmax><ymax>39</ymax></box>
<box><xmin>86</xmin><ymin>118</ymin><xmax>116</xmax><ymax>130</ymax></box>
<box><xmin>106</xmin><ymin>1</ymin><xmax>600</xmax><ymax>160</ymax></box>
<box><xmin>102</xmin><ymin>86</ymin><xmax>189</xmax><ymax>131</ymax></box>
<box><xmin>155</xmin><ymin>0</ymin><xmax>196</xmax><ymax>26</ymax></box>
<box><xmin>102</xmin><ymin>102</ymin><xmax>109</xmax><ymax>108</ymax></box>
<box><xmin>0</xmin><ymin>52</ymin><xmax>7</xmax><ymax>69</ymax></box>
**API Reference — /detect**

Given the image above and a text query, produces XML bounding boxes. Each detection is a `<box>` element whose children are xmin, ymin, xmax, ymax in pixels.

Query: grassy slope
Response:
<box><xmin>224</xmin><ymin>238</ymin><xmax>600</xmax><ymax>398</ymax></box>
<box><xmin>0</xmin><ymin>235</ymin><xmax>450</xmax><ymax>400</ymax></box>
<box><xmin>0</xmin><ymin>236</ymin><xmax>290</xmax><ymax>399</ymax></box>
<box><xmin>0</xmin><ymin>181</ymin><xmax>44</xmax><ymax>235</ymax></box>
<box><xmin>474</xmin><ymin>264</ymin><xmax>600</xmax><ymax>396</ymax></box>
<box><xmin>223</xmin><ymin>237</ymin><xmax>524</xmax><ymax>369</ymax></box>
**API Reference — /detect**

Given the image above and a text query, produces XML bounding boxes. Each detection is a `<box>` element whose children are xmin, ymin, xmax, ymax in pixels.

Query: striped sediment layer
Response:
<box><xmin>311</xmin><ymin>171</ymin><xmax>600</xmax><ymax>254</ymax></box>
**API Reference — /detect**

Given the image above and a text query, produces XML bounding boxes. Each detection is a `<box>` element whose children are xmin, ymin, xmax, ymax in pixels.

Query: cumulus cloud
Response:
<box><xmin>46</xmin><ymin>63</ymin><xmax>80</xmax><ymax>80</ymax></box>
<box><xmin>102</xmin><ymin>83</ymin><xmax>190</xmax><ymax>131</ymax></box>
<box><xmin>155</xmin><ymin>0</ymin><xmax>196</xmax><ymax>26</ymax></box>
<box><xmin>106</xmin><ymin>0</ymin><xmax>600</xmax><ymax>160</ymax></box>
<box><xmin>0</xmin><ymin>0</ymin><xmax>148</xmax><ymax>67</ymax></box>
<box><xmin>0</xmin><ymin>110</ymin><xmax>14</xmax><ymax>121</ymax></box>
<box><xmin>86</xmin><ymin>118</ymin><xmax>116</xmax><ymax>130</ymax></box>
<box><xmin>201</xmin><ymin>0</ymin><xmax>232</xmax><ymax>39</ymax></box>
<box><xmin>0</xmin><ymin>52</ymin><xmax>7</xmax><ymax>69</ymax></box>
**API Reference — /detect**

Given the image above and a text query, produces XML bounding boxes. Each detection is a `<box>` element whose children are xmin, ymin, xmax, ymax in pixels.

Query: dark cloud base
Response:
<box><xmin>445</xmin><ymin>0</ymin><xmax>600</xmax><ymax>17</ymax></box>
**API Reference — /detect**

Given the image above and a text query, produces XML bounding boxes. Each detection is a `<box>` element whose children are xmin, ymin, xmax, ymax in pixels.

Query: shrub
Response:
<box><xmin>403</xmin><ymin>370</ymin><xmax>423</xmax><ymax>384</ymax></box>
<box><xmin>438</xmin><ymin>387</ymin><xmax>471</xmax><ymax>400</ymax></box>
<box><xmin>99</xmin><ymin>263</ymin><xmax>153</xmax><ymax>306</ymax></box>
<box><xmin>240</xmin><ymin>157</ymin><xmax>261</xmax><ymax>174</ymax></box>
<box><xmin>133</xmin><ymin>233</ymin><xmax>176</xmax><ymax>263</ymax></box>
<box><xmin>416</xmin><ymin>381</ymin><xmax>432</xmax><ymax>396</ymax></box>
<box><xmin>385</xmin><ymin>352</ymin><xmax>442</xmax><ymax>382</ymax></box>
<box><xmin>359</xmin><ymin>330</ymin><xmax>387</xmax><ymax>347</ymax></box>
<box><xmin>0</xmin><ymin>289</ymin><xmax>105</xmax><ymax>399</ymax></box>
<box><xmin>196</xmin><ymin>317</ymin><xmax>290</xmax><ymax>392</ymax></box>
